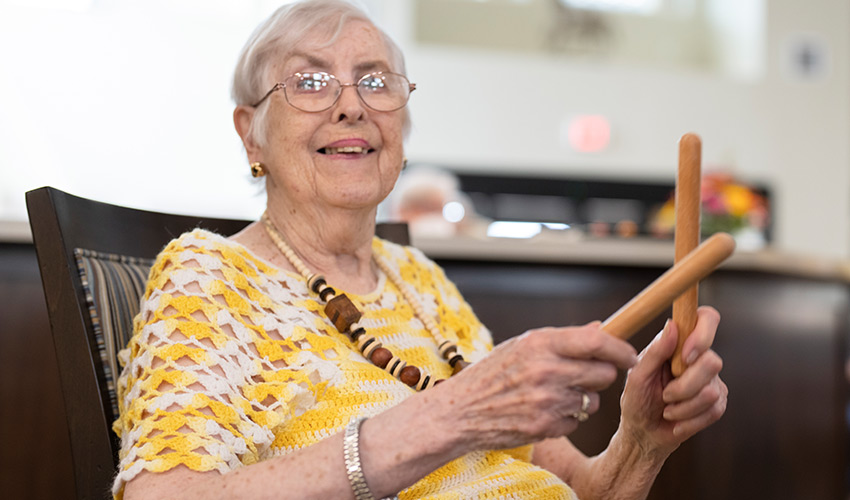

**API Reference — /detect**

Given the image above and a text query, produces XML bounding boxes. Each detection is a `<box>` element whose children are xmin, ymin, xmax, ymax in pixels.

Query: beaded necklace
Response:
<box><xmin>261</xmin><ymin>213</ymin><xmax>470</xmax><ymax>391</ymax></box>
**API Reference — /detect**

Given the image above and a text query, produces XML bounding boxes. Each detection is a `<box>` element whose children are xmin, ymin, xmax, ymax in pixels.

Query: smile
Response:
<box><xmin>318</xmin><ymin>146</ymin><xmax>374</xmax><ymax>155</ymax></box>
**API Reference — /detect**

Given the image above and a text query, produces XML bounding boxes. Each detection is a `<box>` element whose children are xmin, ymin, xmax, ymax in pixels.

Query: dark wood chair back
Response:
<box><xmin>25</xmin><ymin>186</ymin><xmax>407</xmax><ymax>499</ymax></box>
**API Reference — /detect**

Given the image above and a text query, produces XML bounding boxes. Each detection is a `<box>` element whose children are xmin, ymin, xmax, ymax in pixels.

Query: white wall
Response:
<box><xmin>1</xmin><ymin>0</ymin><xmax>848</xmax><ymax>258</ymax></box>
<box><xmin>387</xmin><ymin>0</ymin><xmax>850</xmax><ymax>258</ymax></box>
<box><xmin>0</xmin><ymin>0</ymin><xmax>278</xmax><ymax>221</ymax></box>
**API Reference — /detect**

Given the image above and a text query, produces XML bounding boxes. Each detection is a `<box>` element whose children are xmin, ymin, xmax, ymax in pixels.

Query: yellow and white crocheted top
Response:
<box><xmin>112</xmin><ymin>229</ymin><xmax>573</xmax><ymax>499</ymax></box>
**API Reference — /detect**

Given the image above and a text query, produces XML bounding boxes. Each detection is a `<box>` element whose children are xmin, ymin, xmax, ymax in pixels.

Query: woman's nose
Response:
<box><xmin>332</xmin><ymin>84</ymin><xmax>366</xmax><ymax>123</ymax></box>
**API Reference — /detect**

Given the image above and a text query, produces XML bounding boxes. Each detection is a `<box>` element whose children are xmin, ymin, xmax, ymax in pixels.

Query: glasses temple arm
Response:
<box><xmin>251</xmin><ymin>83</ymin><xmax>284</xmax><ymax>108</ymax></box>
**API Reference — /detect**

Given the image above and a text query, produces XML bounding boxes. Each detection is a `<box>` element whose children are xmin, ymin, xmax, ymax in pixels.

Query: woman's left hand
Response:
<box><xmin>619</xmin><ymin>306</ymin><xmax>728</xmax><ymax>457</ymax></box>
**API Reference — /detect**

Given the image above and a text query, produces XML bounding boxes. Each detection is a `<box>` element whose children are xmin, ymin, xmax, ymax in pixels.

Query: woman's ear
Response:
<box><xmin>233</xmin><ymin>105</ymin><xmax>262</xmax><ymax>161</ymax></box>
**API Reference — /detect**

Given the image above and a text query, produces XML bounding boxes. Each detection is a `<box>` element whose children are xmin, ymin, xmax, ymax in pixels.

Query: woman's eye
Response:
<box><xmin>360</xmin><ymin>76</ymin><xmax>386</xmax><ymax>92</ymax></box>
<box><xmin>297</xmin><ymin>79</ymin><xmax>324</xmax><ymax>92</ymax></box>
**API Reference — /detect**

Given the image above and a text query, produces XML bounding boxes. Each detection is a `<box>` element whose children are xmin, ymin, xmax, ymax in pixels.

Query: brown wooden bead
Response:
<box><xmin>400</xmin><ymin>365</ymin><xmax>421</xmax><ymax>386</ymax></box>
<box><xmin>452</xmin><ymin>359</ymin><xmax>471</xmax><ymax>375</ymax></box>
<box><xmin>370</xmin><ymin>347</ymin><xmax>392</xmax><ymax>369</ymax></box>
<box><xmin>325</xmin><ymin>294</ymin><xmax>362</xmax><ymax>333</ymax></box>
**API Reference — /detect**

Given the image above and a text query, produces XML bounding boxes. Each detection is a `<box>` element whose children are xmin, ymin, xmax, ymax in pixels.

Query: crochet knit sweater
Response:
<box><xmin>112</xmin><ymin>229</ymin><xmax>574</xmax><ymax>499</ymax></box>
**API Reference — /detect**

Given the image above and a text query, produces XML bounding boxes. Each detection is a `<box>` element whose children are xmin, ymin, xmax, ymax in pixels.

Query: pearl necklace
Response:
<box><xmin>261</xmin><ymin>213</ymin><xmax>469</xmax><ymax>390</ymax></box>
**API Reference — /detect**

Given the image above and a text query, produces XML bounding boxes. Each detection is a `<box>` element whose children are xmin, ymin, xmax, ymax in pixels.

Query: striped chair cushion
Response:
<box><xmin>74</xmin><ymin>248</ymin><xmax>153</xmax><ymax>418</ymax></box>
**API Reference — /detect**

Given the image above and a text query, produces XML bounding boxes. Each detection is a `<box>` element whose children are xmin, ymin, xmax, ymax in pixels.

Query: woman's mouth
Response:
<box><xmin>318</xmin><ymin>146</ymin><xmax>374</xmax><ymax>155</ymax></box>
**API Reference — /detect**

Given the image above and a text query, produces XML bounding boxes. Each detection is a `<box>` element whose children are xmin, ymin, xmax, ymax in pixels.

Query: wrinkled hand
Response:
<box><xmin>619</xmin><ymin>306</ymin><xmax>727</xmax><ymax>457</ymax></box>
<box><xmin>437</xmin><ymin>323</ymin><xmax>637</xmax><ymax>453</ymax></box>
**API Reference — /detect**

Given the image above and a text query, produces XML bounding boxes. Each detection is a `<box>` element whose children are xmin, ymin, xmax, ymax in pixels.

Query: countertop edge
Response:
<box><xmin>4</xmin><ymin>220</ymin><xmax>848</xmax><ymax>282</ymax></box>
<box><xmin>0</xmin><ymin>220</ymin><xmax>32</xmax><ymax>243</ymax></box>
<box><xmin>413</xmin><ymin>235</ymin><xmax>850</xmax><ymax>283</ymax></box>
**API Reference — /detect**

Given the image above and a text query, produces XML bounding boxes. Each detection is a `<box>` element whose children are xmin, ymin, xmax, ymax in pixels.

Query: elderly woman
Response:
<box><xmin>114</xmin><ymin>1</ymin><xmax>727</xmax><ymax>498</ymax></box>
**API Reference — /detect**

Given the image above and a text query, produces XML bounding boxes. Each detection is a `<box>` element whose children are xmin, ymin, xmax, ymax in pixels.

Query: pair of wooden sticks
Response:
<box><xmin>599</xmin><ymin>133</ymin><xmax>735</xmax><ymax>376</ymax></box>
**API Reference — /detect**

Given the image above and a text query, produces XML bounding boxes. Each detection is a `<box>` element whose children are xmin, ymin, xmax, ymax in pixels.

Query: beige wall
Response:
<box><xmin>374</xmin><ymin>0</ymin><xmax>850</xmax><ymax>259</ymax></box>
<box><xmin>1</xmin><ymin>0</ymin><xmax>847</xmax><ymax>259</ymax></box>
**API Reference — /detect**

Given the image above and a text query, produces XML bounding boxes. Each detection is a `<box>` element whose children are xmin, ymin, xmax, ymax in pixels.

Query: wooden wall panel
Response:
<box><xmin>0</xmin><ymin>244</ymin><xmax>75</xmax><ymax>499</ymax></box>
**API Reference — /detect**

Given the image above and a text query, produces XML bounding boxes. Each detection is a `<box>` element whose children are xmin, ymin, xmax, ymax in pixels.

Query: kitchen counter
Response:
<box><xmin>0</xmin><ymin>220</ymin><xmax>31</xmax><ymax>243</ymax></box>
<box><xmin>414</xmin><ymin>233</ymin><xmax>850</xmax><ymax>282</ymax></box>
<box><xmin>7</xmin><ymin>215</ymin><xmax>847</xmax><ymax>282</ymax></box>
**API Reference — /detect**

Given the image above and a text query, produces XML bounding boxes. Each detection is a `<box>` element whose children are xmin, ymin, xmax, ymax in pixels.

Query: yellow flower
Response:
<box><xmin>721</xmin><ymin>184</ymin><xmax>755</xmax><ymax>217</ymax></box>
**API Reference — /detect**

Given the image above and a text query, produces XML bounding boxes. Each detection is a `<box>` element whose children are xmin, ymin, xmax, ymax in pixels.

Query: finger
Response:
<box><xmin>671</xmin><ymin>381</ymin><xmax>728</xmax><ymax>439</ymax></box>
<box><xmin>582</xmin><ymin>390</ymin><xmax>601</xmax><ymax>416</ymax></box>
<box><xmin>514</xmin><ymin>352</ymin><xmax>622</xmax><ymax>393</ymax></box>
<box><xmin>481</xmin><ymin>343</ymin><xmax>621</xmax><ymax>394</ymax></box>
<box><xmin>550</xmin><ymin>390</ymin><xmax>598</xmax><ymax>431</ymax></box>
<box><xmin>558</xmin><ymin>358</ymin><xmax>622</xmax><ymax>392</ymax></box>
<box><xmin>662</xmin><ymin>377</ymin><xmax>724</xmax><ymax>421</ymax></box>
<box><xmin>681</xmin><ymin>306</ymin><xmax>721</xmax><ymax>366</ymax></box>
<box><xmin>547</xmin><ymin>323</ymin><xmax>638</xmax><ymax>370</ymax></box>
<box><xmin>663</xmin><ymin>349</ymin><xmax>723</xmax><ymax>403</ymax></box>
<box><xmin>559</xmin><ymin>388</ymin><xmax>600</xmax><ymax>419</ymax></box>
<box><xmin>630</xmin><ymin>320</ymin><xmax>678</xmax><ymax>381</ymax></box>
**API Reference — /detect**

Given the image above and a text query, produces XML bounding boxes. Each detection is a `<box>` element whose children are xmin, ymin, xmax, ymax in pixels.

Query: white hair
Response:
<box><xmin>232</xmin><ymin>0</ymin><xmax>410</xmax><ymax>148</ymax></box>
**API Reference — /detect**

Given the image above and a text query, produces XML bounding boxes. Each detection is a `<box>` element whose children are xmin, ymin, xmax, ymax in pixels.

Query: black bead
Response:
<box><xmin>310</xmin><ymin>277</ymin><xmax>327</xmax><ymax>294</ymax></box>
<box><xmin>350</xmin><ymin>327</ymin><xmax>366</xmax><ymax>341</ymax></box>
<box><xmin>319</xmin><ymin>286</ymin><xmax>336</xmax><ymax>302</ymax></box>
<box><xmin>448</xmin><ymin>353</ymin><xmax>464</xmax><ymax>367</ymax></box>
<box><xmin>360</xmin><ymin>336</ymin><xmax>376</xmax><ymax>353</ymax></box>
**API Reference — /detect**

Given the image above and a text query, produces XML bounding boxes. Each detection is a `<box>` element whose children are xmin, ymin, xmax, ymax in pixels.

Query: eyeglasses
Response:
<box><xmin>252</xmin><ymin>71</ymin><xmax>416</xmax><ymax>112</ymax></box>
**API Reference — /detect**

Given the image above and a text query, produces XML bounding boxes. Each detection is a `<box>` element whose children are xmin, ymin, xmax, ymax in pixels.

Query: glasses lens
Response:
<box><xmin>285</xmin><ymin>72</ymin><xmax>339</xmax><ymax>112</ymax></box>
<box><xmin>357</xmin><ymin>73</ymin><xmax>411</xmax><ymax>111</ymax></box>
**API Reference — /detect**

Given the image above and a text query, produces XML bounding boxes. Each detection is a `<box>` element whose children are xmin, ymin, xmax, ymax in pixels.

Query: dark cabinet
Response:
<box><xmin>438</xmin><ymin>258</ymin><xmax>849</xmax><ymax>499</ymax></box>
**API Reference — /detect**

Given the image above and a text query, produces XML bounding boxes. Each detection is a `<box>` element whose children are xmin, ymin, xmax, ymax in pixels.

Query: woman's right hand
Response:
<box><xmin>432</xmin><ymin>322</ymin><xmax>638</xmax><ymax>453</ymax></box>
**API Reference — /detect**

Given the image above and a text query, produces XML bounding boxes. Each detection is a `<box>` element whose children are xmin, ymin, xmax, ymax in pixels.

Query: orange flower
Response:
<box><xmin>649</xmin><ymin>172</ymin><xmax>769</xmax><ymax>237</ymax></box>
<box><xmin>721</xmin><ymin>184</ymin><xmax>756</xmax><ymax>217</ymax></box>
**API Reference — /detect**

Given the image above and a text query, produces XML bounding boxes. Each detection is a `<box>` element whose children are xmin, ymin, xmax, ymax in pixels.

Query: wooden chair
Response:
<box><xmin>25</xmin><ymin>186</ymin><xmax>408</xmax><ymax>499</ymax></box>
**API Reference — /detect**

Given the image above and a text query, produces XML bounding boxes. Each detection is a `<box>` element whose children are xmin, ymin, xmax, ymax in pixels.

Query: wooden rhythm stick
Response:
<box><xmin>672</xmin><ymin>133</ymin><xmax>702</xmax><ymax>376</ymax></box>
<box><xmin>601</xmin><ymin>232</ymin><xmax>735</xmax><ymax>341</ymax></box>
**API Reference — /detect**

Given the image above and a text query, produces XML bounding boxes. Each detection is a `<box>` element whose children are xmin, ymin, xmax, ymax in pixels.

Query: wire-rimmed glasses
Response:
<box><xmin>252</xmin><ymin>71</ymin><xmax>416</xmax><ymax>112</ymax></box>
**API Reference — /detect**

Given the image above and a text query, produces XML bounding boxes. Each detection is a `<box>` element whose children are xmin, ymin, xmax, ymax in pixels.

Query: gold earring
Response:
<box><xmin>250</xmin><ymin>162</ymin><xmax>266</xmax><ymax>178</ymax></box>
<box><xmin>402</xmin><ymin>157</ymin><xmax>408</xmax><ymax>170</ymax></box>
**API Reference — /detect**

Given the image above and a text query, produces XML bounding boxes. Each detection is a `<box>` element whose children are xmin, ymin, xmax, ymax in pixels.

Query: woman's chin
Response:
<box><xmin>321</xmin><ymin>188</ymin><xmax>385</xmax><ymax>212</ymax></box>
<box><xmin>314</xmin><ymin>176</ymin><xmax>395</xmax><ymax>211</ymax></box>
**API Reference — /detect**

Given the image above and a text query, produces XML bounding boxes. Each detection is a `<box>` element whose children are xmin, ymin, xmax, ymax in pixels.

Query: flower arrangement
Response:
<box><xmin>651</xmin><ymin>172</ymin><xmax>769</xmax><ymax>242</ymax></box>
